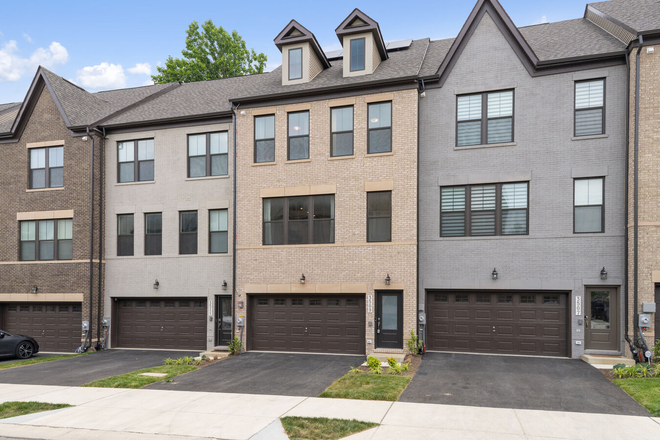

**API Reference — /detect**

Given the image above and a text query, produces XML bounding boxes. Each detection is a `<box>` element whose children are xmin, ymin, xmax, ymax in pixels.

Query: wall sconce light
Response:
<box><xmin>31</xmin><ymin>286</ymin><xmax>38</xmax><ymax>294</ymax></box>
<box><xmin>600</xmin><ymin>267</ymin><xmax>608</xmax><ymax>281</ymax></box>
<box><xmin>153</xmin><ymin>280</ymin><xmax>159</xmax><ymax>289</ymax></box>
<box><xmin>385</xmin><ymin>274</ymin><xmax>391</xmax><ymax>285</ymax></box>
<box><xmin>222</xmin><ymin>280</ymin><xmax>228</xmax><ymax>290</ymax></box>
<box><xmin>300</xmin><ymin>274</ymin><xmax>306</xmax><ymax>284</ymax></box>
<box><xmin>492</xmin><ymin>268</ymin><xmax>498</xmax><ymax>280</ymax></box>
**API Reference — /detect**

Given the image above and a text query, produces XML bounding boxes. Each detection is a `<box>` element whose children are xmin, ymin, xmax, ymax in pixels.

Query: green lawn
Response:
<box><xmin>614</xmin><ymin>378</ymin><xmax>660</xmax><ymax>416</ymax></box>
<box><xmin>80</xmin><ymin>364</ymin><xmax>197</xmax><ymax>389</ymax></box>
<box><xmin>281</xmin><ymin>416</ymin><xmax>377</xmax><ymax>440</ymax></box>
<box><xmin>318</xmin><ymin>374</ymin><xmax>411</xmax><ymax>401</ymax></box>
<box><xmin>0</xmin><ymin>354</ymin><xmax>87</xmax><ymax>371</ymax></box>
<box><xmin>0</xmin><ymin>401</ymin><xmax>71</xmax><ymax>420</ymax></box>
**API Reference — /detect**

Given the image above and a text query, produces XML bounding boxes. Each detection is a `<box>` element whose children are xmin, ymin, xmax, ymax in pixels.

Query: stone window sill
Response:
<box><xmin>185</xmin><ymin>175</ymin><xmax>230</xmax><ymax>182</ymax></box>
<box><xmin>115</xmin><ymin>180</ymin><xmax>156</xmax><ymax>187</ymax></box>
<box><xmin>328</xmin><ymin>155</ymin><xmax>355</xmax><ymax>161</ymax></box>
<box><xmin>365</xmin><ymin>152</ymin><xmax>394</xmax><ymax>158</ymax></box>
<box><xmin>455</xmin><ymin>142</ymin><xmax>516</xmax><ymax>151</ymax></box>
<box><xmin>572</xmin><ymin>134</ymin><xmax>608</xmax><ymax>141</ymax></box>
<box><xmin>285</xmin><ymin>159</ymin><xmax>311</xmax><ymax>164</ymax></box>
<box><xmin>252</xmin><ymin>162</ymin><xmax>277</xmax><ymax>167</ymax></box>
<box><xmin>26</xmin><ymin>187</ymin><xmax>64</xmax><ymax>193</ymax></box>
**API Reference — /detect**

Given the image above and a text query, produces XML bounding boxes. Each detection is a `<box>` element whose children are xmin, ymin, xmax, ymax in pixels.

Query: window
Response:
<box><xmin>575</xmin><ymin>79</ymin><xmax>604</xmax><ymax>137</ymax></box>
<box><xmin>331</xmin><ymin>106</ymin><xmax>354</xmax><ymax>157</ymax></box>
<box><xmin>574</xmin><ymin>178</ymin><xmax>604</xmax><ymax>233</ymax></box>
<box><xmin>441</xmin><ymin>183</ymin><xmax>528</xmax><ymax>237</ymax></box>
<box><xmin>368</xmin><ymin>102</ymin><xmax>392</xmax><ymax>154</ymax></box>
<box><xmin>117</xmin><ymin>214</ymin><xmax>134</xmax><ymax>256</ymax></box>
<box><xmin>30</xmin><ymin>146</ymin><xmax>63</xmax><ymax>189</ymax></box>
<box><xmin>209</xmin><ymin>209</ymin><xmax>228</xmax><ymax>253</ymax></box>
<box><xmin>350</xmin><ymin>38</ymin><xmax>365</xmax><ymax>71</ymax></box>
<box><xmin>288</xmin><ymin>111</ymin><xmax>309</xmax><ymax>160</ymax></box>
<box><xmin>263</xmin><ymin>195</ymin><xmax>335</xmax><ymax>245</ymax></box>
<box><xmin>289</xmin><ymin>48</ymin><xmax>302</xmax><ymax>80</ymax></box>
<box><xmin>457</xmin><ymin>90</ymin><xmax>514</xmax><ymax>147</ymax></box>
<box><xmin>20</xmin><ymin>218</ymin><xmax>72</xmax><ymax>261</ymax></box>
<box><xmin>367</xmin><ymin>191</ymin><xmax>391</xmax><ymax>242</ymax></box>
<box><xmin>188</xmin><ymin>132</ymin><xmax>228</xmax><ymax>178</ymax></box>
<box><xmin>179</xmin><ymin>211</ymin><xmax>198</xmax><ymax>254</ymax></box>
<box><xmin>254</xmin><ymin>115</ymin><xmax>275</xmax><ymax>163</ymax></box>
<box><xmin>118</xmin><ymin>139</ymin><xmax>154</xmax><ymax>183</ymax></box>
<box><xmin>145</xmin><ymin>213</ymin><xmax>162</xmax><ymax>256</ymax></box>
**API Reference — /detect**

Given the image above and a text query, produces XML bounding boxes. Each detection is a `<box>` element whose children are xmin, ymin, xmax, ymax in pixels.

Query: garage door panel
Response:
<box><xmin>2</xmin><ymin>303</ymin><xmax>82</xmax><ymax>352</ymax></box>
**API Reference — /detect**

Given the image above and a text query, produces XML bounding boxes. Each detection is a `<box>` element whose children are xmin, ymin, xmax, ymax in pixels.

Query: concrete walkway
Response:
<box><xmin>0</xmin><ymin>384</ymin><xmax>658</xmax><ymax>440</ymax></box>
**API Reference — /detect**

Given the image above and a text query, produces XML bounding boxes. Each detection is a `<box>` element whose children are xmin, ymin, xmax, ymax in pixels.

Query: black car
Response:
<box><xmin>0</xmin><ymin>330</ymin><xmax>39</xmax><ymax>359</ymax></box>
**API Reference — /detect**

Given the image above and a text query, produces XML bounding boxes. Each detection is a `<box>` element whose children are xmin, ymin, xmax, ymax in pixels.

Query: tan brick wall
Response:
<box><xmin>628</xmin><ymin>44</ymin><xmax>660</xmax><ymax>346</ymax></box>
<box><xmin>236</xmin><ymin>88</ymin><xmax>418</xmax><ymax>355</ymax></box>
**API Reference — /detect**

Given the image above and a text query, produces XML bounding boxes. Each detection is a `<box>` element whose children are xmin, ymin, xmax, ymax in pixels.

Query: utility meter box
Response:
<box><xmin>418</xmin><ymin>312</ymin><xmax>426</xmax><ymax>324</ymax></box>
<box><xmin>102</xmin><ymin>317</ymin><xmax>110</xmax><ymax>327</ymax></box>
<box><xmin>639</xmin><ymin>314</ymin><xmax>652</xmax><ymax>327</ymax></box>
<box><xmin>642</xmin><ymin>303</ymin><xmax>656</xmax><ymax>313</ymax></box>
<box><xmin>82</xmin><ymin>321</ymin><xmax>90</xmax><ymax>331</ymax></box>
<box><xmin>236</xmin><ymin>316</ymin><xmax>244</xmax><ymax>327</ymax></box>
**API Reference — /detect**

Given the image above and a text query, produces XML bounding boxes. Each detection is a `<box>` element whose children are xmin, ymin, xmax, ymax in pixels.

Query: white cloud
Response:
<box><xmin>127</xmin><ymin>62</ymin><xmax>151</xmax><ymax>75</ymax></box>
<box><xmin>0</xmin><ymin>40</ymin><xmax>68</xmax><ymax>82</ymax></box>
<box><xmin>76</xmin><ymin>62</ymin><xmax>126</xmax><ymax>89</ymax></box>
<box><xmin>142</xmin><ymin>79</ymin><xmax>154</xmax><ymax>86</ymax></box>
<box><xmin>534</xmin><ymin>15</ymin><xmax>549</xmax><ymax>25</ymax></box>
<box><xmin>23</xmin><ymin>33</ymin><xmax>32</xmax><ymax>43</ymax></box>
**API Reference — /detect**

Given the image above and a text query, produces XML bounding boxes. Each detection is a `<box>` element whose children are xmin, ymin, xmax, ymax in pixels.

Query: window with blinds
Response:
<box><xmin>575</xmin><ymin>79</ymin><xmax>604</xmax><ymax>137</ymax></box>
<box><xmin>457</xmin><ymin>90</ymin><xmax>514</xmax><ymax>147</ymax></box>
<box><xmin>440</xmin><ymin>182</ymin><xmax>528</xmax><ymax>237</ymax></box>
<box><xmin>574</xmin><ymin>178</ymin><xmax>604</xmax><ymax>233</ymax></box>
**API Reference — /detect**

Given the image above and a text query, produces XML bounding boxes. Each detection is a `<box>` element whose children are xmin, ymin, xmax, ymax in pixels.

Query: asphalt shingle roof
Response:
<box><xmin>418</xmin><ymin>38</ymin><xmax>454</xmax><ymax>78</ymax></box>
<box><xmin>589</xmin><ymin>0</ymin><xmax>660</xmax><ymax>33</ymax></box>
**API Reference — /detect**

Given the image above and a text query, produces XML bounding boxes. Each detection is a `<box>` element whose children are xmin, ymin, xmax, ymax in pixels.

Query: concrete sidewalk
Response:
<box><xmin>0</xmin><ymin>384</ymin><xmax>658</xmax><ymax>440</ymax></box>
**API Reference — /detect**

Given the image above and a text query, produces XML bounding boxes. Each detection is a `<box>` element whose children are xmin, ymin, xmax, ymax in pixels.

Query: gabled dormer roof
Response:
<box><xmin>274</xmin><ymin>19</ymin><xmax>331</xmax><ymax>69</ymax></box>
<box><xmin>335</xmin><ymin>8</ymin><xmax>388</xmax><ymax>61</ymax></box>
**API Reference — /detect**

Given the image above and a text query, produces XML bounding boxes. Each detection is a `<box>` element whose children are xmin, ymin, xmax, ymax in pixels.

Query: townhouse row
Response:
<box><xmin>0</xmin><ymin>0</ymin><xmax>659</xmax><ymax>362</ymax></box>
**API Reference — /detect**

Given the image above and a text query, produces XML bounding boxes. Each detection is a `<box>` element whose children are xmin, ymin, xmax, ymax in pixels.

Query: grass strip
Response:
<box><xmin>81</xmin><ymin>364</ymin><xmax>197</xmax><ymax>389</ymax></box>
<box><xmin>613</xmin><ymin>378</ymin><xmax>660</xmax><ymax>416</ymax></box>
<box><xmin>0</xmin><ymin>401</ymin><xmax>71</xmax><ymax>420</ymax></box>
<box><xmin>0</xmin><ymin>354</ymin><xmax>86</xmax><ymax>371</ymax></box>
<box><xmin>281</xmin><ymin>416</ymin><xmax>377</xmax><ymax>440</ymax></box>
<box><xmin>318</xmin><ymin>374</ymin><xmax>411</xmax><ymax>401</ymax></box>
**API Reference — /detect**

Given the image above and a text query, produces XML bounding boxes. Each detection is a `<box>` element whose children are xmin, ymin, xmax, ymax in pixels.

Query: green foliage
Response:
<box><xmin>152</xmin><ymin>20</ymin><xmax>267</xmax><ymax>84</ymax></box>
<box><xmin>0</xmin><ymin>401</ymin><xmax>71</xmax><ymax>420</ymax></box>
<box><xmin>228</xmin><ymin>337</ymin><xmax>243</xmax><ymax>355</ymax></box>
<box><xmin>653</xmin><ymin>340</ymin><xmax>660</xmax><ymax>364</ymax></box>
<box><xmin>182</xmin><ymin>356</ymin><xmax>194</xmax><ymax>365</ymax></box>
<box><xmin>164</xmin><ymin>358</ymin><xmax>175</xmax><ymax>365</ymax></box>
<box><xmin>406</xmin><ymin>330</ymin><xmax>421</xmax><ymax>355</ymax></box>
<box><xmin>613</xmin><ymin>363</ymin><xmax>627</xmax><ymax>370</ymax></box>
<box><xmin>81</xmin><ymin>365</ymin><xmax>196</xmax><ymax>389</ymax></box>
<box><xmin>614</xmin><ymin>378</ymin><xmax>660</xmax><ymax>416</ymax></box>
<box><xmin>638</xmin><ymin>363</ymin><xmax>652</xmax><ymax>378</ymax></box>
<box><xmin>318</xmin><ymin>374</ymin><xmax>411</xmax><ymax>401</ymax></box>
<box><xmin>348</xmin><ymin>366</ymin><xmax>362</xmax><ymax>375</ymax></box>
<box><xmin>0</xmin><ymin>353</ymin><xmax>87</xmax><ymax>371</ymax></box>
<box><xmin>281</xmin><ymin>416</ymin><xmax>378</xmax><ymax>440</ymax></box>
<box><xmin>613</xmin><ymin>366</ymin><xmax>627</xmax><ymax>379</ymax></box>
<box><xmin>625</xmin><ymin>365</ymin><xmax>640</xmax><ymax>378</ymax></box>
<box><xmin>386</xmin><ymin>357</ymin><xmax>397</xmax><ymax>368</ymax></box>
<box><xmin>366</xmin><ymin>356</ymin><xmax>382</xmax><ymax>374</ymax></box>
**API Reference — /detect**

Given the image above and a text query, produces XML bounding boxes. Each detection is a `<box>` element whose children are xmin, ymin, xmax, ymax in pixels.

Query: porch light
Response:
<box><xmin>153</xmin><ymin>279</ymin><xmax>159</xmax><ymax>289</ymax></box>
<box><xmin>600</xmin><ymin>267</ymin><xmax>608</xmax><ymax>281</ymax></box>
<box><xmin>300</xmin><ymin>274</ymin><xmax>306</xmax><ymax>284</ymax></box>
<box><xmin>385</xmin><ymin>274</ymin><xmax>391</xmax><ymax>285</ymax></box>
<box><xmin>31</xmin><ymin>286</ymin><xmax>38</xmax><ymax>294</ymax></box>
<box><xmin>492</xmin><ymin>268</ymin><xmax>498</xmax><ymax>280</ymax></box>
<box><xmin>222</xmin><ymin>280</ymin><xmax>228</xmax><ymax>290</ymax></box>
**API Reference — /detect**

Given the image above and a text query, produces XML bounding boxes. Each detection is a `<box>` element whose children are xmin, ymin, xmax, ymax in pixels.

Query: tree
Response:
<box><xmin>152</xmin><ymin>20</ymin><xmax>267</xmax><ymax>84</ymax></box>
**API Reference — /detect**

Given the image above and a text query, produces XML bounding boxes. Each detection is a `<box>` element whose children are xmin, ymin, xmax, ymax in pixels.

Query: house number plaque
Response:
<box><xmin>368</xmin><ymin>295</ymin><xmax>373</xmax><ymax>313</ymax></box>
<box><xmin>575</xmin><ymin>296</ymin><xmax>582</xmax><ymax>316</ymax></box>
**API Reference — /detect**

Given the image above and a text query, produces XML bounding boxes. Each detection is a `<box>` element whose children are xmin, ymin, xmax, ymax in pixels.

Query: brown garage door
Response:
<box><xmin>250</xmin><ymin>295</ymin><xmax>365</xmax><ymax>355</ymax></box>
<box><xmin>2</xmin><ymin>303</ymin><xmax>82</xmax><ymax>352</ymax></box>
<box><xmin>115</xmin><ymin>298</ymin><xmax>206</xmax><ymax>350</ymax></box>
<box><xmin>426</xmin><ymin>291</ymin><xmax>568</xmax><ymax>357</ymax></box>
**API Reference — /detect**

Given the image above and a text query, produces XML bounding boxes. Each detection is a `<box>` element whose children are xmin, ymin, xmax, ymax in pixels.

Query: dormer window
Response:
<box><xmin>289</xmin><ymin>48</ymin><xmax>303</xmax><ymax>80</ymax></box>
<box><xmin>350</xmin><ymin>38</ymin><xmax>365</xmax><ymax>72</ymax></box>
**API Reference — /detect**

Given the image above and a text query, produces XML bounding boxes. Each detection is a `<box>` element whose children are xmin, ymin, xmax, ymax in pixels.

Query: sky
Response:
<box><xmin>0</xmin><ymin>0</ymin><xmax>592</xmax><ymax>104</ymax></box>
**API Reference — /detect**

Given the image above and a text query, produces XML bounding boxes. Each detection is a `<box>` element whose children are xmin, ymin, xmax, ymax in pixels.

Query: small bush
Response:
<box><xmin>164</xmin><ymin>358</ymin><xmax>175</xmax><ymax>366</ymax></box>
<box><xmin>613</xmin><ymin>366</ymin><xmax>627</xmax><ymax>379</ymax></box>
<box><xmin>366</xmin><ymin>356</ymin><xmax>382</xmax><ymax>374</ymax></box>
<box><xmin>653</xmin><ymin>340</ymin><xmax>660</xmax><ymax>364</ymax></box>
<box><xmin>228</xmin><ymin>337</ymin><xmax>242</xmax><ymax>355</ymax></box>
<box><xmin>182</xmin><ymin>356</ymin><xmax>194</xmax><ymax>365</ymax></box>
<box><xmin>175</xmin><ymin>358</ymin><xmax>184</xmax><ymax>365</ymax></box>
<box><xmin>638</xmin><ymin>364</ymin><xmax>651</xmax><ymax>378</ymax></box>
<box><xmin>406</xmin><ymin>330</ymin><xmax>421</xmax><ymax>356</ymax></box>
<box><xmin>386</xmin><ymin>357</ymin><xmax>397</xmax><ymax>369</ymax></box>
<box><xmin>624</xmin><ymin>365</ymin><xmax>639</xmax><ymax>378</ymax></box>
<box><xmin>348</xmin><ymin>366</ymin><xmax>362</xmax><ymax>374</ymax></box>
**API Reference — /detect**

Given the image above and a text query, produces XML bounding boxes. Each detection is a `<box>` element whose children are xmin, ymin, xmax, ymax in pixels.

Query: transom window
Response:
<box><xmin>30</xmin><ymin>146</ymin><xmax>63</xmax><ymax>189</ymax></box>
<box><xmin>350</xmin><ymin>38</ymin><xmax>365</xmax><ymax>71</ymax></box>
<box><xmin>289</xmin><ymin>48</ymin><xmax>302</xmax><ymax>80</ymax></box>
<box><xmin>288</xmin><ymin>111</ymin><xmax>310</xmax><ymax>160</ymax></box>
<box><xmin>263</xmin><ymin>195</ymin><xmax>335</xmax><ymax>245</ymax></box>
<box><xmin>20</xmin><ymin>219</ymin><xmax>72</xmax><ymax>261</ymax></box>
<box><xmin>575</xmin><ymin>79</ymin><xmax>605</xmax><ymax>137</ymax></box>
<box><xmin>117</xmin><ymin>214</ymin><xmax>134</xmax><ymax>256</ymax></box>
<box><xmin>145</xmin><ymin>213</ymin><xmax>162</xmax><ymax>256</ymax></box>
<box><xmin>254</xmin><ymin>115</ymin><xmax>275</xmax><ymax>163</ymax></box>
<box><xmin>118</xmin><ymin>139</ymin><xmax>154</xmax><ymax>183</ymax></box>
<box><xmin>188</xmin><ymin>132</ymin><xmax>228</xmax><ymax>178</ymax></box>
<box><xmin>440</xmin><ymin>182</ymin><xmax>528</xmax><ymax>237</ymax></box>
<box><xmin>209</xmin><ymin>209</ymin><xmax>228</xmax><ymax>253</ymax></box>
<box><xmin>331</xmin><ymin>106</ymin><xmax>354</xmax><ymax>157</ymax></box>
<box><xmin>574</xmin><ymin>178</ymin><xmax>604</xmax><ymax>233</ymax></box>
<box><xmin>368</xmin><ymin>102</ymin><xmax>392</xmax><ymax>154</ymax></box>
<box><xmin>367</xmin><ymin>191</ymin><xmax>392</xmax><ymax>243</ymax></box>
<box><xmin>457</xmin><ymin>90</ymin><xmax>514</xmax><ymax>147</ymax></box>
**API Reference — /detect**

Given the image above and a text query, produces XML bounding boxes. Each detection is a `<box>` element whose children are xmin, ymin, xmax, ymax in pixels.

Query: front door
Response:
<box><xmin>376</xmin><ymin>291</ymin><xmax>403</xmax><ymax>349</ymax></box>
<box><xmin>585</xmin><ymin>287</ymin><xmax>618</xmax><ymax>351</ymax></box>
<box><xmin>216</xmin><ymin>295</ymin><xmax>232</xmax><ymax>346</ymax></box>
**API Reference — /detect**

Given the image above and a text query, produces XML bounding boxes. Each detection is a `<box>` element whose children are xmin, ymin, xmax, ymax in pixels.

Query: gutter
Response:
<box><xmin>231</xmin><ymin>103</ymin><xmax>239</xmax><ymax>349</ymax></box>
<box><xmin>96</xmin><ymin>128</ymin><xmax>105</xmax><ymax>350</ymax></box>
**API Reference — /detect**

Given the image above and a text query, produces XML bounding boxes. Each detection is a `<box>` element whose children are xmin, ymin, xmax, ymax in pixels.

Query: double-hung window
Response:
<box><xmin>575</xmin><ymin>79</ymin><xmax>605</xmax><ymax>137</ymax></box>
<box><xmin>209</xmin><ymin>209</ymin><xmax>228</xmax><ymax>253</ymax></box>
<box><xmin>30</xmin><ymin>146</ymin><xmax>63</xmax><ymax>189</ymax></box>
<box><xmin>118</xmin><ymin>139</ymin><xmax>154</xmax><ymax>183</ymax></box>
<box><xmin>289</xmin><ymin>48</ymin><xmax>302</xmax><ymax>80</ymax></box>
<box><xmin>179</xmin><ymin>211</ymin><xmax>198</xmax><ymax>254</ymax></box>
<box><xmin>574</xmin><ymin>178</ymin><xmax>604</xmax><ymax>233</ymax></box>
<box><xmin>117</xmin><ymin>214</ymin><xmax>134</xmax><ymax>256</ymax></box>
<box><xmin>456</xmin><ymin>90</ymin><xmax>514</xmax><ymax>147</ymax></box>
<box><xmin>331</xmin><ymin>106</ymin><xmax>354</xmax><ymax>157</ymax></box>
<box><xmin>263</xmin><ymin>195</ymin><xmax>334</xmax><ymax>245</ymax></box>
<box><xmin>350</xmin><ymin>38</ymin><xmax>365</xmax><ymax>71</ymax></box>
<box><xmin>368</xmin><ymin>102</ymin><xmax>392</xmax><ymax>154</ymax></box>
<box><xmin>254</xmin><ymin>115</ymin><xmax>275</xmax><ymax>163</ymax></box>
<box><xmin>440</xmin><ymin>183</ymin><xmax>528</xmax><ymax>237</ymax></box>
<box><xmin>188</xmin><ymin>132</ymin><xmax>228</xmax><ymax>178</ymax></box>
<box><xmin>145</xmin><ymin>213</ymin><xmax>162</xmax><ymax>256</ymax></box>
<box><xmin>367</xmin><ymin>191</ymin><xmax>392</xmax><ymax>242</ymax></box>
<box><xmin>288</xmin><ymin>111</ymin><xmax>309</xmax><ymax>160</ymax></box>
<box><xmin>20</xmin><ymin>219</ymin><xmax>72</xmax><ymax>261</ymax></box>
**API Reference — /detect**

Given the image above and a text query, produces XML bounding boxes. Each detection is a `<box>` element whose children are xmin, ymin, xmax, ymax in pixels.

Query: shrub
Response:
<box><xmin>366</xmin><ymin>356</ymin><xmax>382</xmax><ymax>374</ymax></box>
<box><xmin>613</xmin><ymin>366</ymin><xmax>627</xmax><ymax>379</ymax></box>
<box><xmin>624</xmin><ymin>365</ymin><xmax>640</xmax><ymax>378</ymax></box>
<box><xmin>164</xmin><ymin>358</ymin><xmax>175</xmax><ymax>366</ymax></box>
<box><xmin>348</xmin><ymin>366</ymin><xmax>362</xmax><ymax>374</ymax></box>
<box><xmin>638</xmin><ymin>363</ymin><xmax>651</xmax><ymax>378</ymax></box>
<box><xmin>386</xmin><ymin>357</ymin><xmax>398</xmax><ymax>369</ymax></box>
<box><xmin>406</xmin><ymin>330</ymin><xmax>421</xmax><ymax>356</ymax></box>
<box><xmin>182</xmin><ymin>356</ymin><xmax>194</xmax><ymax>365</ymax></box>
<box><xmin>228</xmin><ymin>337</ymin><xmax>242</xmax><ymax>355</ymax></box>
<box><xmin>653</xmin><ymin>340</ymin><xmax>660</xmax><ymax>364</ymax></box>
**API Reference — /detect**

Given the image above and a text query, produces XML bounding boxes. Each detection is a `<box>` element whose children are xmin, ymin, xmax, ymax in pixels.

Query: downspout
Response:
<box><xmin>231</xmin><ymin>103</ymin><xmax>239</xmax><ymax>349</ymax></box>
<box><xmin>417</xmin><ymin>79</ymin><xmax>425</xmax><ymax>353</ymax></box>
<box><xmin>96</xmin><ymin>127</ymin><xmax>105</xmax><ymax>350</ymax></box>
<box><xmin>78</xmin><ymin>127</ymin><xmax>95</xmax><ymax>352</ymax></box>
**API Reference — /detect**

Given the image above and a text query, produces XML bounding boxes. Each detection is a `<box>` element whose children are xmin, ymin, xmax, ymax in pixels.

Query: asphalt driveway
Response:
<box><xmin>0</xmin><ymin>349</ymin><xmax>198</xmax><ymax>386</ymax></box>
<box><xmin>399</xmin><ymin>352</ymin><xmax>649</xmax><ymax>416</ymax></box>
<box><xmin>147</xmin><ymin>352</ymin><xmax>364</xmax><ymax>396</ymax></box>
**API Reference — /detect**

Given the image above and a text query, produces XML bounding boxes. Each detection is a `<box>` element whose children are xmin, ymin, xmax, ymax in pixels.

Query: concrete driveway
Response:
<box><xmin>399</xmin><ymin>352</ymin><xmax>649</xmax><ymax>416</ymax></box>
<box><xmin>0</xmin><ymin>349</ymin><xmax>198</xmax><ymax>386</ymax></box>
<box><xmin>147</xmin><ymin>352</ymin><xmax>364</xmax><ymax>396</ymax></box>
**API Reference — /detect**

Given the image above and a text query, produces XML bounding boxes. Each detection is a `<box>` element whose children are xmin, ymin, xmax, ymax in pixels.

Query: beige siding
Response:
<box><xmin>309</xmin><ymin>50</ymin><xmax>323</xmax><ymax>81</ymax></box>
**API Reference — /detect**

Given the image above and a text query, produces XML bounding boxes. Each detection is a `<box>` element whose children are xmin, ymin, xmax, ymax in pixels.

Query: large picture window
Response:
<box><xmin>288</xmin><ymin>111</ymin><xmax>310</xmax><ymax>161</ymax></box>
<box><xmin>368</xmin><ymin>102</ymin><xmax>392</xmax><ymax>154</ymax></box>
<box><xmin>575</xmin><ymin>79</ymin><xmax>605</xmax><ymax>137</ymax></box>
<box><xmin>331</xmin><ymin>106</ymin><xmax>354</xmax><ymax>157</ymax></box>
<box><xmin>574</xmin><ymin>178</ymin><xmax>604</xmax><ymax>233</ymax></box>
<box><xmin>20</xmin><ymin>219</ymin><xmax>72</xmax><ymax>261</ymax></box>
<box><xmin>263</xmin><ymin>195</ymin><xmax>334</xmax><ymax>245</ymax></box>
<box><xmin>209</xmin><ymin>209</ymin><xmax>228</xmax><ymax>253</ymax></box>
<box><xmin>188</xmin><ymin>132</ymin><xmax>228</xmax><ymax>178</ymax></box>
<box><xmin>30</xmin><ymin>146</ymin><xmax>63</xmax><ymax>189</ymax></box>
<box><xmin>367</xmin><ymin>191</ymin><xmax>392</xmax><ymax>242</ymax></box>
<box><xmin>254</xmin><ymin>115</ymin><xmax>275</xmax><ymax>163</ymax></box>
<box><xmin>118</xmin><ymin>139</ymin><xmax>154</xmax><ymax>183</ymax></box>
<box><xmin>457</xmin><ymin>90</ymin><xmax>514</xmax><ymax>147</ymax></box>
